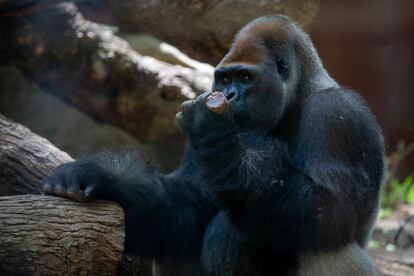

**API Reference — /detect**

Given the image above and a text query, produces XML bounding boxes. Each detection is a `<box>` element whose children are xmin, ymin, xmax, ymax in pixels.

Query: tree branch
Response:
<box><xmin>0</xmin><ymin>114</ymin><xmax>128</xmax><ymax>274</ymax></box>
<box><xmin>112</xmin><ymin>0</ymin><xmax>320</xmax><ymax>63</ymax></box>
<box><xmin>0</xmin><ymin>194</ymin><xmax>124</xmax><ymax>276</ymax></box>
<box><xmin>0</xmin><ymin>2</ymin><xmax>212</xmax><ymax>143</ymax></box>
<box><xmin>0</xmin><ymin>114</ymin><xmax>72</xmax><ymax>196</ymax></box>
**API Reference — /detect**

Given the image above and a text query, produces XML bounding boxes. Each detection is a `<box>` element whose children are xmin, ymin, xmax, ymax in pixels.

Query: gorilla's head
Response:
<box><xmin>213</xmin><ymin>15</ymin><xmax>336</xmax><ymax>131</ymax></box>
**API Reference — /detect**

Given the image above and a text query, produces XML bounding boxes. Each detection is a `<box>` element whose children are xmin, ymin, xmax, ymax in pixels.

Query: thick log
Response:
<box><xmin>369</xmin><ymin>250</ymin><xmax>414</xmax><ymax>276</ymax></box>
<box><xmin>112</xmin><ymin>0</ymin><xmax>320</xmax><ymax>63</ymax></box>
<box><xmin>0</xmin><ymin>114</ymin><xmax>146</xmax><ymax>275</ymax></box>
<box><xmin>0</xmin><ymin>114</ymin><xmax>72</xmax><ymax>196</ymax></box>
<box><xmin>120</xmin><ymin>33</ymin><xmax>214</xmax><ymax>73</ymax></box>
<box><xmin>0</xmin><ymin>194</ymin><xmax>124</xmax><ymax>276</ymax></box>
<box><xmin>0</xmin><ymin>2</ymin><xmax>212</xmax><ymax>144</ymax></box>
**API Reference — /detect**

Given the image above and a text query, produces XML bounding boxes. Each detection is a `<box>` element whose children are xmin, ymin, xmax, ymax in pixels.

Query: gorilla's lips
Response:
<box><xmin>205</xmin><ymin>91</ymin><xmax>228</xmax><ymax>115</ymax></box>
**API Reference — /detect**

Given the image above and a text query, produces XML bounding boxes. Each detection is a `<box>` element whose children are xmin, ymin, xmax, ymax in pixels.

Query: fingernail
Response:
<box><xmin>84</xmin><ymin>186</ymin><xmax>94</xmax><ymax>199</ymax></box>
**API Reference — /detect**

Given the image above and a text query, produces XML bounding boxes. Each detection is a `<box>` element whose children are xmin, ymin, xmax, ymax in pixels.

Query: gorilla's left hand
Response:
<box><xmin>175</xmin><ymin>92</ymin><xmax>235</xmax><ymax>141</ymax></box>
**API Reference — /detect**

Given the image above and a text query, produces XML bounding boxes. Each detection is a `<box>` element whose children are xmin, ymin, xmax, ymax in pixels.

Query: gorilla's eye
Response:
<box><xmin>220</xmin><ymin>76</ymin><xmax>230</xmax><ymax>85</ymax></box>
<box><xmin>277</xmin><ymin>58</ymin><xmax>289</xmax><ymax>80</ymax></box>
<box><xmin>240</xmin><ymin>73</ymin><xmax>252</xmax><ymax>83</ymax></box>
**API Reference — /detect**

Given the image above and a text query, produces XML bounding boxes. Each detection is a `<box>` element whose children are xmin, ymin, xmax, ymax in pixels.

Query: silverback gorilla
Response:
<box><xmin>43</xmin><ymin>16</ymin><xmax>385</xmax><ymax>275</ymax></box>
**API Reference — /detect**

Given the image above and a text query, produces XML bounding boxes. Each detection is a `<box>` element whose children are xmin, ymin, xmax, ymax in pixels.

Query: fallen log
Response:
<box><xmin>0</xmin><ymin>114</ymin><xmax>137</xmax><ymax>275</ymax></box>
<box><xmin>0</xmin><ymin>114</ymin><xmax>72</xmax><ymax>196</ymax></box>
<box><xmin>0</xmin><ymin>2</ymin><xmax>212</xmax><ymax>144</ymax></box>
<box><xmin>112</xmin><ymin>0</ymin><xmax>320</xmax><ymax>63</ymax></box>
<box><xmin>0</xmin><ymin>194</ymin><xmax>124</xmax><ymax>276</ymax></box>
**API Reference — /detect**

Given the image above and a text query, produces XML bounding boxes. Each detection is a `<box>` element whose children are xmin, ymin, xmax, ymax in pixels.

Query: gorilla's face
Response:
<box><xmin>212</xmin><ymin>16</ymin><xmax>302</xmax><ymax>132</ymax></box>
<box><xmin>213</xmin><ymin>49</ymin><xmax>292</xmax><ymax>131</ymax></box>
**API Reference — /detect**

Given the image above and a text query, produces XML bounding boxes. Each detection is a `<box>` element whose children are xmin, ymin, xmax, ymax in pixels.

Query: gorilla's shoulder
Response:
<box><xmin>297</xmin><ymin>87</ymin><xmax>383</xmax><ymax>156</ymax></box>
<box><xmin>302</xmin><ymin>87</ymin><xmax>376</xmax><ymax>124</ymax></box>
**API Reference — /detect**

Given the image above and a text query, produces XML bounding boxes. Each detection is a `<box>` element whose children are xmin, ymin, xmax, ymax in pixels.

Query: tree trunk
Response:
<box><xmin>0</xmin><ymin>114</ymin><xmax>72</xmax><ymax>196</ymax></box>
<box><xmin>0</xmin><ymin>114</ymin><xmax>139</xmax><ymax>275</ymax></box>
<box><xmin>1</xmin><ymin>1</ymin><xmax>319</xmax><ymax>65</ymax></box>
<box><xmin>111</xmin><ymin>0</ymin><xmax>320</xmax><ymax>63</ymax></box>
<box><xmin>0</xmin><ymin>2</ymin><xmax>212</xmax><ymax>144</ymax></box>
<box><xmin>0</xmin><ymin>194</ymin><xmax>124</xmax><ymax>276</ymax></box>
<box><xmin>369</xmin><ymin>246</ymin><xmax>414</xmax><ymax>276</ymax></box>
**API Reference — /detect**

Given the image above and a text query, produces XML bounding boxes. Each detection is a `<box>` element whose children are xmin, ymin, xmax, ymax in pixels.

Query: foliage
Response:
<box><xmin>386</xmin><ymin>141</ymin><xmax>414</xmax><ymax>183</ymax></box>
<box><xmin>379</xmin><ymin>141</ymin><xmax>414</xmax><ymax>218</ymax></box>
<box><xmin>380</xmin><ymin>176</ymin><xmax>414</xmax><ymax>218</ymax></box>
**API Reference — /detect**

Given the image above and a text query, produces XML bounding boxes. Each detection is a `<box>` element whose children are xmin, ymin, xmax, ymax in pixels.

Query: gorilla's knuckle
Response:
<box><xmin>53</xmin><ymin>184</ymin><xmax>67</xmax><ymax>196</ymax></box>
<box><xmin>181</xmin><ymin>100</ymin><xmax>195</xmax><ymax>112</ymax></box>
<box><xmin>42</xmin><ymin>182</ymin><xmax>53</xmax><ymax>194</ymax></box>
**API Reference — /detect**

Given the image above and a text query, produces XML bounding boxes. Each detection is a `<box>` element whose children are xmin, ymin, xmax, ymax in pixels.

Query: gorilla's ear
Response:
<box><xmin>276</xmin><ymin>57</ymin><xmax>289</xmax><ymax>80</ymax></box>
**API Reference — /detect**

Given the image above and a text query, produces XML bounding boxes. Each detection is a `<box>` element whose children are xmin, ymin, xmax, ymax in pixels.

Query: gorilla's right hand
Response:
<box><xmin>42</xmin><ymin>160</ymin><xmax>110</xmax><ymax>202</ymax></box>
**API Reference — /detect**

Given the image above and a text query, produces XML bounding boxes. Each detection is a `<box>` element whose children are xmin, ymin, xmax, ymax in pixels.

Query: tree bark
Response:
<box><xmin>370</xmin><ymin>250</ymin><xmax>414</xmax><ymax>276</ymax></box>
<box><xmin>0</xmin><ymin>194</ymin><xmax>124</xmax><ymax>276</ymax></box>
<box><xmin>0</xmin><ymin>2</ymin><xmax>212</xmax><ymax>144</ymax></box>
<box><xmin>111</xmin><ymin>0</ymin><xmax>320</xmax><ymax>63</ymax></box>
<box><xmin>0</xmin><ymin>114</ymin><xmax>131</xmax><ymax>275</ymax></box>
<box><xmin>0</xmin><ymin>114</ymin><xmax>72</xmax><ymax>196</ymax></box>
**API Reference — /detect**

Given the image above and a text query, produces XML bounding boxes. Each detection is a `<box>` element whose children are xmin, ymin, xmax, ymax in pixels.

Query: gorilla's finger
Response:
<box><xmin>53</xmin><ymin>183</ymin><xmax>67</xmax><ymax>197</ymax></box>
<box><xmin>66</xmin><ymin>174</ymin><xmax>80</xmax><ymax>192</ymax></box>
<box><xmin>175</xmin><ymin>112</ymin><xmax>188</xmax><ymax>131</ymax></box>
<box><xmin>42</xmin><ymin>182</ymin><xmax>53</xmax><ymax>195</ymax></box>
<box><xmin>195</xmin><ymin>91</ymin><xmax>212</xmax><ymax>104</ymax></box>
<box><xmin>181</xmin><ymin>100</ymin><xmax>195</xmax><ymax>116</ymax></box>
<box><xmin>84</xmin><ymin>185</ymin><xmax>95</xmax><ymax>201</ymax></box>
<box><xmin>66</xmin><ymin>177</ymin><xmax>86</xmax><ymax>202</ymax></box>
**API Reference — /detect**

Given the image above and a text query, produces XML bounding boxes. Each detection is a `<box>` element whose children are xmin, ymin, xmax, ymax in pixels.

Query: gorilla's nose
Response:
<box><xmin>223</xmin><ymin>89</ymin><xmax>238</xmax><ymax>101</ymax></box>
<box><xmin>226</xmin><ymin>91</ymin><xmax>236</xmax><ymax>101</ymax></box>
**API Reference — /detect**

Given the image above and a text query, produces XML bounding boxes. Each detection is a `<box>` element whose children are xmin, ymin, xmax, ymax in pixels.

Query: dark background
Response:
<box><xmin>310</xmin><ymin>0</ymin><xmax>414</xmax><ymax>177</ymax></box>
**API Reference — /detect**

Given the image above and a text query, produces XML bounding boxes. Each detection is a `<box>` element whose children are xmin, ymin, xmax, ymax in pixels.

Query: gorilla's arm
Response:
<box><xmin>43</xmin><ymin>151</ymin><xmax>214</xmax><ymax>256</ymax></box>
<box><xmin>189</xmin><ymin>89</ymin><xmax>384</xmax><ymax>251</ymax></box>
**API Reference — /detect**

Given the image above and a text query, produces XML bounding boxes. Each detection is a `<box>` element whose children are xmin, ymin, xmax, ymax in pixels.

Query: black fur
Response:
<box><xmin>43</xmin><ymin>16</ymin><xmax>385</xmax><ymax>275</ymax></box>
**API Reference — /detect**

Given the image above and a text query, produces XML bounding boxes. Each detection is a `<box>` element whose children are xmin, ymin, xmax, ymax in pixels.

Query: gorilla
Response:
<box><xmin>43</xmin><ymin>15</ymin><xmax>385</xmax><ymax>275</ymax></box>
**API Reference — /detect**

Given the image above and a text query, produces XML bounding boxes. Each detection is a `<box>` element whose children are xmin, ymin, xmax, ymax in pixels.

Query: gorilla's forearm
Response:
<box><xmin>45</xmin><ymin>151</ymin><xmax>210</xmax><ymax>256</ymax></box>
<box><xmin>100</xmin><ymin>156</ymin><xmax>216</xmax><ymax>256</ymax></box>
<box><xmin>68</xmin><ymin>152</ymin><xmax>171</xmax><ymax>255</ymax></box>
